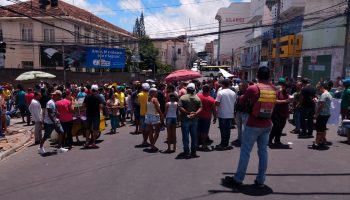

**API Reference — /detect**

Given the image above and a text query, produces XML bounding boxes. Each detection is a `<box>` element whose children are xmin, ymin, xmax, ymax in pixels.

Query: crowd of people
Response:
<box><xmin>1</xmin><ymin>67</ymin><xmax>350</xmax><ymax>187</ymax></box>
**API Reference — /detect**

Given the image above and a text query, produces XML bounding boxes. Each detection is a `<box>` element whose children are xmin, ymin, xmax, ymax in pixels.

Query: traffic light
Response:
<box><xmin>51</xmin><ymin>0</ymin><xmax>58</xmax><ymax>7</ymax></box>
<box><xmin>0</xmin><ymin>42</ymin><xmax>6</xmax><ymax>53</ymax></box>
<box><xmin>39</xmin><ymin>0</ymin><xmax>50</xmax><ymax>9</ymax></box>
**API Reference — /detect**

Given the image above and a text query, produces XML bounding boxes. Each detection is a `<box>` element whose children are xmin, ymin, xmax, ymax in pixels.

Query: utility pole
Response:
<box><xmin>274</xmin><ymin>0</ymin><xmax>282</xmax><ymax>81</ymax></box>
<box><xmin>216</xmin><ymin>15</ymin><xmax>222</xmax><ymax>66</ymax></box>
<box><xmin>231</xmin><ymin>48</ymin><xmax>234</xmax><ymax>72</ymax></box>
<box><xmin>62</xmin><ymin>40</ymin><xmax>66</xmax><ymax>83</ymax></box>
<box><xmin>291</xmin><ymin>33</ymin><xmax>297</xmax><ymax>80</ymax></box>
<box><xmin>343</xmin><ymin>0</ymin><xmax>350</xmax><ymax>78</ymax></box>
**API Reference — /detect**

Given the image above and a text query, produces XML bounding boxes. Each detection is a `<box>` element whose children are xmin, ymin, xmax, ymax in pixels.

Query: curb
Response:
<box><xmin>0</xmin><ymin>130</ymin><xmax>32</xmax><ymax>161</ymax></box>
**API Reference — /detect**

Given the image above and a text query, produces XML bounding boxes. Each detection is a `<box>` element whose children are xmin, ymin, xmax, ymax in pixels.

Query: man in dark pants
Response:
<box><xmin>83</xmin><ymin>85</ymin><xmax>103</xmax><ymax>148</ymax></box>
<box><xmin>269</xmin><ymin>78</ymin><xmax>290</xmax><ymax>147</ymax></box>
<box><xmin>299</xmin><ymin>78</ymin><xmax>316</xmax><ymax>139</ymax></box>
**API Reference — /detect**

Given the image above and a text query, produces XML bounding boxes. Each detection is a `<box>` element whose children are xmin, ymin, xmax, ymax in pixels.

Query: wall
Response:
<box><xmin>302</xmin><ymin>17</ymin><xmax>346</xmax><ymax>50</ymax></box>
<box><xmin>299</xmin><ymin>47</ymin><xmax>344</xmax><ymax>81</ymax></box>
<box><xmin>0</xmin><ymin>69</ymin><xmax>168</xmax><ymax>87</ymax></box>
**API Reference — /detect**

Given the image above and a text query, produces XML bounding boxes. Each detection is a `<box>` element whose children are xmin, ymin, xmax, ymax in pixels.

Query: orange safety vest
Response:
<box><xmin>252</xmin><ymin>83</ymin><xmax>277</xmax><ymax>119</ymax></box>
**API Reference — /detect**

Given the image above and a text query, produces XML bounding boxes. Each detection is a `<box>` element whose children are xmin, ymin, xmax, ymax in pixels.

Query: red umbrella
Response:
<box><xmin>164</xmin><ymin>69</ymin><xmax>202</xmax><ymax>83</ymax></box>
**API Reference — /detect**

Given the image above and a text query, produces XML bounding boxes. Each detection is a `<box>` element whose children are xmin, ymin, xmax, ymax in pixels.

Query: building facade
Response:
<box><xmin>215</xmin><ymin>2</ymin><xmax>251</xmax><ymax>66</ymax></box>
<box><xmin>152</xmin><ymin>37</ymin><xmax>192</xmax><ymax>70</ymax></box>
<box><xmin>0</xmin><ymin>0</ymin><xmax>136</xmax><ymax>71</ymax></box>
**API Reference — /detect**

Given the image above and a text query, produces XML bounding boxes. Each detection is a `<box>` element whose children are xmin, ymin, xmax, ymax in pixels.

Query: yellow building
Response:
<box><xmin>0</xmin><ymin>0</ymin><xmax>136</xmax><ymax>70</ymax></box>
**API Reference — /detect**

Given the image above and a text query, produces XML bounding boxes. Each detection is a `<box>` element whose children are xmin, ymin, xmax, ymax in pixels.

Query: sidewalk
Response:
<box><xmin>0</xmin><ymin>118</ymin><xmax>32</xmax><ymax>160</ymax></box>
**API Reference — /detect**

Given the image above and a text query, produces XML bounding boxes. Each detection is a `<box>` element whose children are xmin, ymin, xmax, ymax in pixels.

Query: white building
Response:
<box><xmin>299</xmin><ymin>0</ymin><xmax>347</xmax><ymax>82</ymax></box>
<box><xmin>215</xmin><ymin>2</ymin><xmax>251</xmax><ymax>66</ymax></box>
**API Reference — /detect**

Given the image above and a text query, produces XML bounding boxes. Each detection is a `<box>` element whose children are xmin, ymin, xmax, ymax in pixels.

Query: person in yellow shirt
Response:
<box><xmin>115</xmin><ymin>86</ymin><xmax>127</xmax><ymax>127</ymax></box>
<box><xmin>135</xmin><ymin>83</ymin><xmax>150</xmax><ymax>147</ymax></box>
<box><xmin>3</xmin><ymin>84</ymin><xmax>12</xmax><ymax>111</ymax></box>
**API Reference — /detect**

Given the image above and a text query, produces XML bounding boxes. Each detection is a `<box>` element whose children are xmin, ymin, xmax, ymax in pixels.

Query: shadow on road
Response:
<box><xmin>40</xmin><ymin>152</ymin><xmax>58</xmax><ymax>157</ymax></box>
<box><xmin>222</xmin><ymin>172</ymin><xmax>350</xmax><ymax>176</ymax></box>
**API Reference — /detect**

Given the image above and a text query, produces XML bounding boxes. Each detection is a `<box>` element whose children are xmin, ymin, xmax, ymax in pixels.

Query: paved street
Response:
<box><xmin>0</xmin><ymin>120</ymin><xmax>349</xmax><ymax>200</ymax></box>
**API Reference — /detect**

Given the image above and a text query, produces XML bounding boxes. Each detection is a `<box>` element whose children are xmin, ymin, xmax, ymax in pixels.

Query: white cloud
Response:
<box><xmin>0</xmin><ymin>0</ymin><xmax>14</xmax><ymax>6</ymax></box>
<box><xmin>118</xmin><ymin>0</ymin><xmax>144</xmax><ymax>12</ymax></box>
<box><xmin>143</xmin><ymin>0</ymin><xmax>234</xmax><ymax>51</ymax></box>
<box><xmin>62</xmin><ymin>0</ymin><xmax>116</xmax><ymax>16</ymax></box>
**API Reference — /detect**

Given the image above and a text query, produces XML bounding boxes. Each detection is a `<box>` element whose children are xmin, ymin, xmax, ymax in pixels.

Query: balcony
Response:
<box><xmin>281</xmin><ymin>0</ymin><xmax>305</xmax><ymax>18</ymax></box>
<box><xmin>241</xmin><ymin>52</ymin><xmax>260</xmax><ymax>67</ymax></box>
<box><xmin>271</xmin><ymin>0</ymin><xmax>305</xmax><ymax>19</ymax></box>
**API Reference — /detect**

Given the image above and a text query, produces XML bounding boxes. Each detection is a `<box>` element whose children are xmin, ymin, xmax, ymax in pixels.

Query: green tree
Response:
<box><xmin>133</xmin><ymin>17</ymin><xmax>139</xmax><ymax>37</ymax></box>
<box><xmin>138</xmin><ymin>36</ymin><xmax>159</xmax><ymax>73</ymax></box>
<box><xmin>139</xmin><ymin>12</ymin><xmax>146</xmax><ymax>37</ymax></box>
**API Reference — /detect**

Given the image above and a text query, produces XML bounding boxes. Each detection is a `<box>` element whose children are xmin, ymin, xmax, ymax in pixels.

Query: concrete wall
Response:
<box><xmin>302</xmin><ymin>17</ymin><xmax>346</xmax><ymax>50</ymax></box>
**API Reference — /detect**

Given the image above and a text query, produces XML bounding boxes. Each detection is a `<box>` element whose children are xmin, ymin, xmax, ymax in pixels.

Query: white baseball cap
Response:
<box><xmin>142</xmin><ymin>83</ymin><xmax>150</xmax><ymax>91</ymax></box>
<box><xmin>187</xmin><ymin>83</ymin><xmax>195</xmax><ymax>90</ymax></box>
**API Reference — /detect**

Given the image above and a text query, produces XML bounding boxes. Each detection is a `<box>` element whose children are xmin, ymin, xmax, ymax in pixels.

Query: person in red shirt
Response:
<box><xmin>25</xmin><ymin>88</ymin><xmax>34</xmax><ymax>126</ymax></box>
<box><xmin>56</xmin><ymin>90</ymin><xmax>75</xmax><ymax>149</ymax></box>
<box><xmin>197</xmin><ymin>85</ymin><xmax>217</xmax><ymax>151</ymax></box>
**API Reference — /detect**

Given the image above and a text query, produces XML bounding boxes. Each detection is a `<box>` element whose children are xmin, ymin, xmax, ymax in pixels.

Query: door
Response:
<box><xmin>302</xmin><ymin>55</ymin><xmax>331</xmax><ymax>84</ymax></box>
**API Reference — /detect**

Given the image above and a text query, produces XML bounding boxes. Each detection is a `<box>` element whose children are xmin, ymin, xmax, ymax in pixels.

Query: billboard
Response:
<box><xmin>40</xmin><ymin>45</ymin><xmax>125</xmax><ymax>68</ymax></box>
<box><xmin>85</xmin><ymin>47</ymin><xmax>125</xmax><ymax>68</ymax></box>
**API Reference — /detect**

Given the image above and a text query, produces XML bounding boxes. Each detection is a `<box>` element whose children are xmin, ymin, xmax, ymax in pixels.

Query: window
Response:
<box><xmin>74</xmin><ymin>25</ymin><xmax>80</xmax><ymax>43</ymax></box>
<box><xmin>43</xmin><ymin>26</ymin><xmax>55</xmax><ymax>43</ymax></box>
<box><xmin>177</xmin><ymin>48</ymin><xmax>181</xmax><ymax>55</ymax></box>
<box><xmin>22</xmin><ymin>61</ymin><xmax>33</xmax><ymax>69</ymax></box>
<box><xmin>84</xmin><ymin>29</ymin><xmax>90</xmax><ymax>44</ymax></box>
<box><xmin>94</xmin><ymin>30</ymin><xmax>99</xmax><ymax>44</ymax></box>
<box><xmin>21</xmin><ymin>24</ymin><xmax>33</xmax><ymax>42</ymax></box>
<box><xmin>101</xmin><ymin>32</ymin><xmax>108</xmax><ymax>43</ymax></box>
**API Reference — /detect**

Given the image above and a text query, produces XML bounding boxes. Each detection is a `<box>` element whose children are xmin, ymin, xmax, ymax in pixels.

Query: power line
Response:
<box><xmin>145</xmin><ymin>1</ymin><xmax>347</xmax><ymax>36</ymax></box>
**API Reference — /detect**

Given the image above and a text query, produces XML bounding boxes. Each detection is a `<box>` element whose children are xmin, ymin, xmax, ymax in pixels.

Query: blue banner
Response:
<box><xmin>85</xmin><ymin>47</ymin><xmax>125</xmax><ymax>68</ymax></box>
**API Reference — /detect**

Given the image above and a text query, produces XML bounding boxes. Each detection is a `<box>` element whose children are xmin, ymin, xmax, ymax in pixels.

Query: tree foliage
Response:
<box><xmin>133</xmin><ymin>12</ymin><xmax>146</xmax><ymax>38</ymax></box>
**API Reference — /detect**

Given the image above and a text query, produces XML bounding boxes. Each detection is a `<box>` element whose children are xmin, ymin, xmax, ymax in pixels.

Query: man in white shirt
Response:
<box><xmin>28</xmin><ymin>92</ymin><xmax>42</xmax><ymax>145</ymax></box>
<box><xmin>215</xmin><ymin>79</ymin><xmax>236</xmax><ymax>149</ymax></box>
<box><xmin>38</xmin><ymin>90</ymin><xmax>68</xmax><ymax>154</ymax></box>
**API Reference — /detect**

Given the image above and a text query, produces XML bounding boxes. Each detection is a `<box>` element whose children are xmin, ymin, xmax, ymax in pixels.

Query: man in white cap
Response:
<box><xmin>178</xmin><ymin>83</ymin><xmax>202</xmax><ymax>158</ymax></box>
<box><xmin>135</xmin><ymin>83</ymin><xmax>151</xmax><ymax>147</ymax></box>
<box><xmin>38</xmin><ymin>90</ymin><xmax>68</xmax><ymax>154</ymax></box>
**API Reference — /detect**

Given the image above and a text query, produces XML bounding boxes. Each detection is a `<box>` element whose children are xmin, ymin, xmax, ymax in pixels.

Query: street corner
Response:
<box><xmin>0</xmin><ymin>126</ymin><xmax>32</xmax><ymax>161</ymax></box>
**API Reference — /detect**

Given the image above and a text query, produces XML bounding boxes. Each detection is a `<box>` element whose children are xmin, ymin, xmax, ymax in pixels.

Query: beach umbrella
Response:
<box><xmin>15</xmin><ymin>71</ymin><xmax>56</xmax><ymax>81</ymax></box>
<box><xmin>164</xmin><ymin>69</ymin><xmax>202</xmax><ymax>83</ymax></box>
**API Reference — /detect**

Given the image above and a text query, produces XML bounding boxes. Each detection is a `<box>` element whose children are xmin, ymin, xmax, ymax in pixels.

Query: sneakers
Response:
<box><xmin>223</xmin><ymin>176</ymin><xmax>242</xmax><ymax>189</ymax></box>
<box><xmin>254</xmin><ymin>180</ymin><xmax>265</xmax><ymax>188</ymax></box>
<box><xmin>38</xmin><ymin>147</ymin><xmax>46</xmax><ymax>154</ymax></box>
<box><xmin>57</xmin><ymin>147</ymin><xmax>69</xmax><ymax>153</ymax></box>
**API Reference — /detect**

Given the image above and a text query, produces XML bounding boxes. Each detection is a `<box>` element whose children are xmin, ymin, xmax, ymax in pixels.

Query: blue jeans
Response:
<box><xmin>181</xmin><ymin>120</ymin><xmax>198</xmax><ymax>153</ymax></box>
<box><xmin>293</xmin><ymin>108</ymin><xmax>301</xmax><ymax>132</ymax></box>
<box><xmin>110</xmin><ymin>115</ymin><xmax>119</xmax><ymax>129</ymax></box>
<box><xmin>235</xmin><ymin>112</ymin><xmax>249</xmax><ymax>141</ymax></box>
<box><xmin>218</xmin><ymin>118</ymin><xmax>232</xmax><ymax>147</ymax></box>
<box><xmin>234</xmin><ymin>125</ymin><xmax>272</xmax><ymax>184</ymax></box>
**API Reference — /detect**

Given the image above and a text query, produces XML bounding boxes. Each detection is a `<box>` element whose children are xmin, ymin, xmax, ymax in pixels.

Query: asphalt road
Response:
<box><xmin>0</xmin><ymin>119</ymin><xmax>349</xmax><ymax>200</ymax></box>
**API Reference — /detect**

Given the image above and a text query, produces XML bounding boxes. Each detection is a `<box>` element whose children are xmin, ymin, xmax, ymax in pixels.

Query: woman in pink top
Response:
<box><xmin>56</xmin><ymin>90</ymin><xmax>75</xmax><ymax>149</ymax></box>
